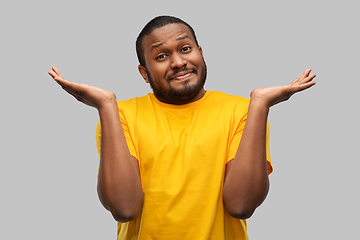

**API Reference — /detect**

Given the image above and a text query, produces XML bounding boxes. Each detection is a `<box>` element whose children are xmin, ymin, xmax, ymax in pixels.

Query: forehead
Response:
<box><xmin>142</xmin><ymin>23</ymin><xmax>194</xmax><ymax>52</ymax></box>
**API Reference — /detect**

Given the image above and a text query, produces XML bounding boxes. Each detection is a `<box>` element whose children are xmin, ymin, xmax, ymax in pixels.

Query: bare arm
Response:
<box><xmin>223</xmin><ymin>69</ymin><xmax>316</xmax><ymax>219</ymax></box>
<box><xmin>48</xmin><ymin>67</ymin><xmax>143</xmax><ymax>222</ymax></box>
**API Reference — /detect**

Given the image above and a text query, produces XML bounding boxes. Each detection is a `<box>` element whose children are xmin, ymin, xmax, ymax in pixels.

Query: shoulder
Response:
<box><xmin>206</xmin><ymin>91</ymin><xmax>250</xmax><ymax>108</ymax></box>
<box><xmin>117</xmin><ymin>93</ymin><xmax>153</xmax><ymax>111</ymax></box>
<box><xmin>199</xmin><ymin>91</ymin><xmax>250</xmax><ymax>121</ymax></box>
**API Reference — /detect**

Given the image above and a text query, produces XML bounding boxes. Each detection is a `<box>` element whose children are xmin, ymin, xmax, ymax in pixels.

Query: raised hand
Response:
<box><xmin>48</xmin><ymin>67</ymin><xmax>117</xmax><ymax>110</ymax></box>
<box><xmin>250</xmin><ymin>68</ymin><xmax>316</xmax><ymax>108</ymax></box>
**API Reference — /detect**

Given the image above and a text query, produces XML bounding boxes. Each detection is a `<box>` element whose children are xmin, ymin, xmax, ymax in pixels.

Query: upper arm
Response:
<box><xmin>96</xmin><ymin>118</ymin><xmax>140</xmax><ymax>175</ymax></box>
<box><xmin>225</xmin><ymin>159</ymin><xmax>233</xmax><ymax>181</ymax></box>
<box><xmin>225</xmin><ymin>119</ymin><xmax>273</xmax><ymax>177</ymax></box>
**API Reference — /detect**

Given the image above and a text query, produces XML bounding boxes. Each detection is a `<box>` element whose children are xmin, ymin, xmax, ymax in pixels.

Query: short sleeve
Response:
<box><xmin>227</xmin><ymin>109</ymin><xmax>247</xmax><ymax>163</ymax></box>
<box><xmin>118</xmin><ymin>106</ymin><xmax>138</xmax><ymax>159</ymax></box>
<box><xmin>227</xmin><ymin>115</ymin><xmax>273</xmax><ymax>175</ymax></box>
<box><xmin>265</xmin><ymin>120</ymin><xmax>273</xmax><ymax>174</ymax></box>
<box><xmin>95</xmin><ymin>103</ymin><xmax>138</xmax><ymax>165</ymax></box>
<box><xmin>95</xmin><ymin>119</ymin><xmax>101</xmax><ymax>162</ymax></box>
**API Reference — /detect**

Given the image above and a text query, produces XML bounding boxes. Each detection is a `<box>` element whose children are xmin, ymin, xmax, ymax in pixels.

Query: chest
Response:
<box><xmin>137</xmin><ymin>106</ymin><xmax>233</xmax><ymax>157</ymax></box>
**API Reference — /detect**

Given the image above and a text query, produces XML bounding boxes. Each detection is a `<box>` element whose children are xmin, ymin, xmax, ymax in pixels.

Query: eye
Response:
<box><xmin>156</xmin><ymin>54</ymin><xmax>167</xmax><ymax>60</ymax></box>
<box><xmin>181</xmin><ymin>46</ymin><xmax>192</xmax><ymax>52</ymax></box>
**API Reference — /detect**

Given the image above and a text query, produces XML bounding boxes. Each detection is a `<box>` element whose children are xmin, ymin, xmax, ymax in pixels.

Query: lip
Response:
<box><xmin>171</xmin><ymin>70</ymin><xmax>193</xmax><ymax>80</ymax></box>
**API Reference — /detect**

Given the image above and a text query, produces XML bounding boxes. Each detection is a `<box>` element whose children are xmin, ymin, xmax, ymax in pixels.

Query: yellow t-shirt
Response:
<box><xmin>96</xmin><ymin>90</ymin><xmax>272</xmax><ymax>240</ymax></box>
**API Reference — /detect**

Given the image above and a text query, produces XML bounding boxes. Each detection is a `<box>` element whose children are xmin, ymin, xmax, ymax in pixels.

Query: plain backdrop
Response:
<box><xmin>1</xmin><ymin>0</ymin><xmax>359</xmax><ymax>239</ymax></box>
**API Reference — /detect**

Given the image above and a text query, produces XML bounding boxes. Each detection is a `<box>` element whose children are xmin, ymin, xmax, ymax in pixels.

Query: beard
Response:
<box><xmin>147</xmin><ymin>60</ymin><xmax>207</xmax><ymax>105</ymax></box>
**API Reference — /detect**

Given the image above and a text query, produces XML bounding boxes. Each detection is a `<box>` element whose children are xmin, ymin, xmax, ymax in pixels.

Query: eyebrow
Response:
<box><xmin>150</xmin><ymin>42</ymin><xmax>164</xmax><ymax>52</ymax></box>
<box><xmin>176</xmin><ymin>35</ymin><xmax>190</xmax><ymax>41</ymax></box>
<box><xmin>150</xmin><ymin>35</ymin><xmax>191</xmax><ymax>52</ymax></box>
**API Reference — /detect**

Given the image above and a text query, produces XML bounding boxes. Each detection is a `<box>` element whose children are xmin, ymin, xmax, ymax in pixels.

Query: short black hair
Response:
<box><xmin>136</xmin><ymin>15</ymin><xmax>199</xmax><ymax>67</ymax></box>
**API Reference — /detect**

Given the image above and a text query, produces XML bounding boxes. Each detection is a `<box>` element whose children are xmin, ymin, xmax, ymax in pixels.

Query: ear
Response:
<box><xmin>198</xmin><ymin>46</ymin><xmax>203</xmax><ymax>57</ymax></box>
<box><xmin>138</xmin><ymin>65</ymin><xmax>149</xmax><ymax>83</ymax></box>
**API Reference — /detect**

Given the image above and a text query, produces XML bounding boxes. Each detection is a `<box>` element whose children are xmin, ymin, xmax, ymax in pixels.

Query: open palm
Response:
<box><xmin>250</xmin><ymin>69</ymin><xmax>316</xmax><ymax>108</ymax></box>
<box><xmin>48</xmin><ymin>67</ymin><xmax>116</xmax><ymax>109</ymax></box>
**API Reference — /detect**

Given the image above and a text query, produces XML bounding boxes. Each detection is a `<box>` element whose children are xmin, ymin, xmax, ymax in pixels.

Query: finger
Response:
<box><xmin>53</xmin><ymin>77</ymin><xmax>70</xmax><ymax>89</ymax></box>
<box><xmin>290</xmin><ymin>75</ymin><xmax>302</xmax><ymax>85</ymax></box>
<box><xmin>304</xmin><ymin>68</ymin><xmax>312</xmax><ymax>76</ymax></box>
<box><xmin>49</xmin><ymin>76</ymin><xmax>75</xmax><ymax>90</ymax></box>
<box><xmin>290</xmin><ymin>70</ymin><xmax>309</xmax><ymax>84</ymax></box>
<box><xmin>294</xmin><ymin>81</ymin><xmax>316</xmax><ymax>93</ymax></box>
<box><xmin>299</xmin><ymin>68</ymin><xmax>312</xmax><ymax>82</ymax></box>
<box><xmin>54</xmin><ymin>77</ymin><xmax>76</xmax><ymax>89</ymax></box>
<box><xmin>57</xmin><ymin>80</ymin><xmax>71</xmax><ymax>89</ymax></box>
<box><xmin>48</xmin><ymin>70</ymin><xmax>57</xmax><ymax>78</ymax></box>
<box><xmin>301</xmin><ymin>73</ymin><xmax>316</xmax><ymax>83</ymax></box>
<box><xmin>291</xmin><ymin>68</ymin><xmax>312</xmax><ymax>85</ymax></box>
<box><xmin>296</xmin><ymin>74</ymin><xmax>316</xmax><ymax>87</ymax></box>
<box><xmin>58</xmin><ymin>80</ymin><xmax>90</xmax><ymax>98</ymax></box>
<box><xmin>51</xmin><ymin>66</ymin><xmax>65</xmax><ymax>79</ymax></box>
<box><xmin>52</xmin><ymin>67</ymin><xmax>60</xmax><ymax>75</ymax></box>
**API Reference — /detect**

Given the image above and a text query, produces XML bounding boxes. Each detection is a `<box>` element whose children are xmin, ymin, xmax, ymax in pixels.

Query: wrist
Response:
<box><xmin>249</xmin><ymin>94</ymin><xmax>270</xmax><ymax>110</ymax></box>
<box><xmin>250</xmin><ymin>88</ymin><xmax>269</xmax><ymax>106</ymax></box>
<box><xmin>248</xmin><ymin>98</ymin><xmax>270</xmax><ymax>119</ymax></box>
<box><xmin>98</xmin><ymin>98</ymin><xmax>119</xmax><ymax>115</ymax></box>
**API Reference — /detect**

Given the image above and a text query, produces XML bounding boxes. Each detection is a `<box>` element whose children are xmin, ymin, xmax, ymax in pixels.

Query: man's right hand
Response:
<box><xmin>48</xmin><ymin>67</ymin><xmax>117</xmax><ymax>110</ymax></box>
<box><xmin>49</xmin><ymin>67</ymin><xmax>143</xmax><ymax>222</ymax></box>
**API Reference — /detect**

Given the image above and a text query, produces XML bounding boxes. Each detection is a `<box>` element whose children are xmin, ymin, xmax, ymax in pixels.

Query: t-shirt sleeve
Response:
<box><xmin>227</xmin><ymin>107</ymin><xmax>273</xmax><ymax>175</ymax></box>
<box><xmin>118</xmin><ymin>107</ymin><xmax>138</xmax><ymax>159</ymax></box>
<box><xmin>265</xmin><ymin>120</ymin><xmax>273</xmax><ymax>174</ymax></box>
<box><xmin>95</xmin><ymin>119</ymin><xmax>101</xmax><ymax>162</ymax></box>
<box><xmin>95</xmin><ymin>104</ymin><xmax>138</xmax><ymax>164</ymax></box>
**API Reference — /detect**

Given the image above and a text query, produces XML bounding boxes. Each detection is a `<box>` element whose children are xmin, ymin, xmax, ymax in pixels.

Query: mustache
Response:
<box><xmin>166</xmin><ymin>67</ymin><xmax>197</xmax><ymax>81</ymax></box>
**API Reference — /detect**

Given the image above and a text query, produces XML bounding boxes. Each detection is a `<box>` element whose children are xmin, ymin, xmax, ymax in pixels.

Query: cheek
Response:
<box><xmin>149</xmin><ymin>63</ymin><xmax>168</xmax><ymax>78</ymax></box>
<box><xmin>190</xmin><ymin>53</ymin><xmax>204</xmax><ymax>67</ymax></box>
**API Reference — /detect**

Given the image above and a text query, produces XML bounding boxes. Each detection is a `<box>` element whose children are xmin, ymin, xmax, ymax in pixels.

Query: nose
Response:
<box><xmin>170</xmin><ymin>53</ymin><xmax>187</xmax><ymax>69</ymax></box>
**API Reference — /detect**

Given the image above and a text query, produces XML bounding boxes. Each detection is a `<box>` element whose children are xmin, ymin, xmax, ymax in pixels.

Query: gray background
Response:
<box><xmin>1</xmin><ymin>0</ymin><xmax>359</xmax><ymax>239</ymax></box>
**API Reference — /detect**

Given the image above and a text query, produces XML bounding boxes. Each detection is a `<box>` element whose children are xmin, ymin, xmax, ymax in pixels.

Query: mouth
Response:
<box><xmin>170</xmin><ymin>70</ymin><xmax>195</xmax><ymax>81</ymax></box>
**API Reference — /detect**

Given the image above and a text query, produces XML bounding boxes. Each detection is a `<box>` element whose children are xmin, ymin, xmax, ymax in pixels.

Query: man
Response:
<box><xmin>49</xmin><ymin>16</ymin><xmax>316</xmax><ymax>240</ymax></box>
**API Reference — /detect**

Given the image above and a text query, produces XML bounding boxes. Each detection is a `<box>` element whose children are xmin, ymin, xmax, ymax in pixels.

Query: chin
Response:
<box><xmin>149</xmin><ymin>61</ymin><xmax>207</xmax><ymax>104</ymax></box>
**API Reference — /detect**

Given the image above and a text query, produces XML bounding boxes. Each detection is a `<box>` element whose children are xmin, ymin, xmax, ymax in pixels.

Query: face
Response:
<box><xmin>139</xmin><ymin>23</ymin><xmax>207</xmax><ymax>105</ymax></box>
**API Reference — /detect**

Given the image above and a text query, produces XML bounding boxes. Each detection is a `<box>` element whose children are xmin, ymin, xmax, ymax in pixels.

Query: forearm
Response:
<box><xmin>97</xmin><ymin>101</ymin><xmax>143</xmax><ymax>222</ymax></box>
<box><xmin>223</xmin><ymin>98</ymin><xmax>270</xmax><ymax>219</ymax></box>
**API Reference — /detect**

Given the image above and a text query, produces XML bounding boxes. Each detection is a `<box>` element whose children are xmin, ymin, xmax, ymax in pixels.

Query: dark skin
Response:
<box><xmin>138</xmin><ymin>24</ymin><xmax>206</xmax><ymax>105</ymax></box>
<box><xmin>48</xmin><ymin>67</ymin><xmax>143</xmax><ymax>222</ymax></box>
<box><xmin>49</xmin><ymin>23</ymin><xmax>316</xmax><ymax>221</ymax></box>
<box><xmin>223</xmin><ymin>76</ymin><xmax>317</xmax><ymax>218</ymax></box>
